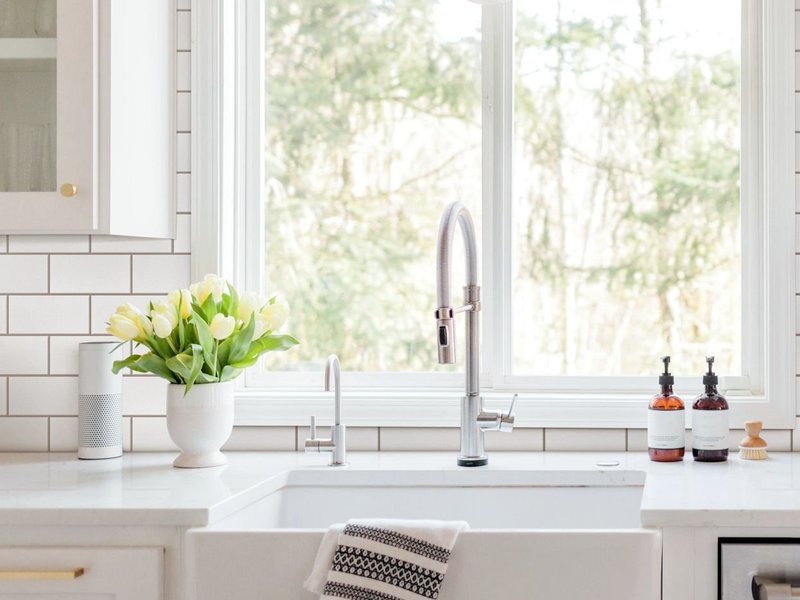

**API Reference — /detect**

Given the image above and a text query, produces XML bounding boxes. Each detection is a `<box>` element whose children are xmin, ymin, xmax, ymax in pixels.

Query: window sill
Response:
<box><xmin>233</xmin><ymin>388</ymin><xmax>788</xmax><ymax>429</ymax></box>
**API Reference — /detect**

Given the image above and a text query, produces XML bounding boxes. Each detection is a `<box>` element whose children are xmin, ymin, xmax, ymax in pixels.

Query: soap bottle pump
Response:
<box><xmin>647</xmin><ymin>355</ymin><xmax>685</xmax><ymax>462</ymax></box>
<box><xmin>691</xmin><ymin>356</ymin><xmax>729</xmax><ymax>462</ymax></box>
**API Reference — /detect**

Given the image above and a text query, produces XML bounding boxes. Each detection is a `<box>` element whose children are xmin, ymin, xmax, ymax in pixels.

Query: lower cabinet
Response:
<box><xmin>0</xmin><ymin>546</ymin><xmax>164</xmax><ymax>599</ymax></box>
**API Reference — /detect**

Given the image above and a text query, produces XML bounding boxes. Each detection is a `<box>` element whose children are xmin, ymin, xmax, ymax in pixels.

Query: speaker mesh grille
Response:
<box><xmin>79</xmin><ymin>393</ymin><xmax>122</xmax><ymax>448</ymax></box>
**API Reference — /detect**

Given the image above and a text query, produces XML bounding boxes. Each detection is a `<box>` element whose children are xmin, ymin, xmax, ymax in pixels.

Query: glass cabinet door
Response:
<box><xmin>0</xmin><ymin>0</ymin><xmax>57</xmax><ymax>193</ymax></box>
<box><xmin>0</xmin><ymin>0</ymin><xmax>95</xmax><ymax>231</ymax></box>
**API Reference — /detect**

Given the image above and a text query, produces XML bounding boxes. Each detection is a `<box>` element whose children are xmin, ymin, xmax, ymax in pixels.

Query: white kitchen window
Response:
<box><xmin>192</xmin><ymin>0</ymin><xmax>795</xmax><ymax>428</ymax></box>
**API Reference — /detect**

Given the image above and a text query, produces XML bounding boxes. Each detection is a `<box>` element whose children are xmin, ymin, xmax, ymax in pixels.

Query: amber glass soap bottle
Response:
<box><xmin>691</xmin><ymin>356</ymin><xmax>729</xmax><ymax>462</ymax></box>
<box><xmin>647</xmin><ymin>356</ymin><xmax>685</xmax><ymax>462</ymax></box>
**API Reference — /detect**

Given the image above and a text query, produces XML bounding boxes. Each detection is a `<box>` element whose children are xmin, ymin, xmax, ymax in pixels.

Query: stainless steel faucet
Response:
<box><xmin>435</xmin><ymin>201</ymin><xmax>515</xmax><ymax>466</ymax></box>
<box><xmin>304</xmin><ymin>354</ymin><xmax>347</xmax><ymax>466</ymax></box>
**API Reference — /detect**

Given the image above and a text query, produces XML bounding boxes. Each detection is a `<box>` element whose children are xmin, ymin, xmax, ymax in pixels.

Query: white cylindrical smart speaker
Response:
<box><xmin>78</xmin><ymin>341</ymin><xmax>123</xmax><ymax>459</ymax></box>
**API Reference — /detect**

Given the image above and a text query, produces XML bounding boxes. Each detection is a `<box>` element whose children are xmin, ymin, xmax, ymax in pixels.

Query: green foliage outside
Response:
<box><xmin>263</xmin><ymin>0</ymin><xmax>740</xmax><ymax>376</ymax></box>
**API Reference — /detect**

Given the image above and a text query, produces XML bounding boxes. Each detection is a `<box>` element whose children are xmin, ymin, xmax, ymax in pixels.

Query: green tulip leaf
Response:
<box><xmin>219</xmin><ymin>365</ymin><xmax>241</xmax><ymax>382</ymax></box>
<box><xmin>111</xmin><ymin>353</ymin><xmax>144</xmax><ymax>374</ymax></box>
<box><xmin>165</xmin><ymin>344</ymin><xmax>204</xmax><ymax>393</ymax></box>
<box><xmin>192</xmin><ymin>309</ymin><xmax>215</xmax><ymax>366</ymax></box>
<box><xmin>201</xmin><ymin>294</ymin><xmax>218</xmax><ymax>320</ymax></box>
<box><xmin>228</xmin><ymin>314</ymin><xmax>256</xmax><ymax>364</ymax></box>
<box><xmin>227</xmin><ymin>281</ymin><xmax>239</xmax><ymax>319</ymax></box>
<box><xmin>216</xmin><ymin>336</ymin><xmax>232</xmax><ymax>371</ymax></box>
<box><xmin>137</xmin><ymin>353</ymin><xmax>177</xmax><ymax>383</ymax></box>
<box><xmin>195</xmin><ymin>371</ymin><xmax>219</xmax><ymax>384</ymax></box>
<box><xmin>247</xmin><ymin>334</ymin><xmax>299</xmax><ymax>359</ymax></box>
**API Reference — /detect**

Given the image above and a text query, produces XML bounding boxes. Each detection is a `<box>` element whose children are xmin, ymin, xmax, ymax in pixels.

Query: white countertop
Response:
<box><xmin>0</xmin><ymin>451</ymin><xmax>797</xmax><ymax>529</ymax></box>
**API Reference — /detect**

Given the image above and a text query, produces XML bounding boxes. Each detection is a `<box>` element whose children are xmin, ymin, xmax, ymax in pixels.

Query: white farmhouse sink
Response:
<box><xmin>187</xmin><ymin>465</ymin><xmax>661</xmax><ymax>600</ymax></box>
<box><xmin>213</xmin><ymin>468</ymin><xmax>645</xmax><ymax>529</ymax></box>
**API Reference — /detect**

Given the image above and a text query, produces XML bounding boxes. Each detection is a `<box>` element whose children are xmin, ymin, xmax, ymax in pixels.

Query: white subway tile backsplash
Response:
<box><xmin>49</xmin><ymin>416</ymin><xmax>77</xmax><ymax>451</ymax></box>
<box><xmin>796</xmin><ymin>133</ymin><xmax>800</xmax><ymax>172</ymax></box>
<box><xmin>545</xmin><ymin>428</ymin><xmax>627</xmax><ymax>451</ymax></box>
<box><xmin>49</xmin><ymin>335</ymin><xmax>119</xmax><ymax>375</ymax></box>
<box><xmin>0</xmin><ymin>255</ymin><xmax>48</xmax><ymax>293</ymax></box>
<box><xmin>626</xmin><ymin>429</ymin><xmax>647</xmax><ymax>451</ymax></box>
<box><xmin>8</xmin><ymin>296</ymin><xmax>89</xmax><ymax>334</ymax></box>
<box><xmin>298</xmin><ymin>426</ymin><xmax>378</xmax><ymax>451</ymax></box>
<box><xmin>380</xmin><ymin>427</ymin><xmax>459</xmax><ymax>451</ymax></box>
<box><xmin>796</xmin><ymin>175</ymin><xmax>800</xmax><ymax>211</ymax></box>
<box><xmin>796</xmin><ymin>53</ymin><xmax>800</xmax><ymax>92</ymax></box>
<box><xmin>0</xmin><ymin>377</ymin><xmax>6</xmax><ymax>414</ymax></box>
<box><xmin>132</xmin><ymin>255</ymin><xmax>190</xmax><ymax>294</ymax></box>
<box><xmin>174</xmin><ymin>214</ymin><xmax>191</xmax><ymax>254</ymax></box>
<box><xmin>90</xmin><ymin>235</ymin><xmax>172</xmax><ymax>254</ymax></box>
<box><xmin>0</xmin><ymin>417</ymin><xmax>48</xmax><ymax>451</ymax></box>
<box><xmin>177</xmin><ymin>132</ymin><xmax>191</xmax><ymax>172</ymax></box>
<box><xmin>484</xmin><ymin>428</ymin><xmax>544</xmax><ymax>451</ymax></box>
<box><xmin>123</xmin><ymin>416</ymin><xmax>132</xmax><ymax>451</ymax></box>
<box><xmin>0</xmin><ymin>337</ymin><xmax>48</xmax><ymax>374</ymax></box>
<box><xmin>176</xmin><ymin>173</ymin><xmax>191</xmax><ymax>213</ymax></box>
<box><xmin>224</xmin><ymin>427</ymin><xmax>297</xmax><ymax>451</ymax></box>
<box><xmin>9</xmin><ymin>376</ymin><xmax>78</xmax><ymax>415</ymax></box>
<box><xmin>797</xmin><ymin>14</ymin><xmax>800</xmax><ymax>51</ymax></box>
<box><xmin>8</xmin><ymin>235</ymin><xmax>90</xmax><ymax>253</ymax></box>
<box><xmin>50</xmin><ymin>255</ymin><xmax>131</xmax><ymax>293</ymax></box>
<box><xmin>122</xmin><ymin>376</ymin><xmax>167</xmax><ymax>415</ymax></box>
<box><xmin>177</xmin><ymin>92</ymin><xmax>191</xmax><ymax>132</ymax></box>
<box><xmin>0</xmin><ymin>296</ymin><xmax>5</xmax><ymax>333</ymax></box>
<box><xmin>177</xmin><ymin>11</ymin><xmax>191</xmax><ymax>51</ymax></box>
<box><xmin>131</xmin><ymin>416</ymin><xmax>178</xmax><ymax>451</ymax></box>
<box><xmin>177</xmin><ymin>51</ymin><xmax>191</xmax><ymax>93</ymax></box>
<box><xmin>90</xmin><ymin>295</ymin><xmax>153</xmax><ymax>334</ymax></box>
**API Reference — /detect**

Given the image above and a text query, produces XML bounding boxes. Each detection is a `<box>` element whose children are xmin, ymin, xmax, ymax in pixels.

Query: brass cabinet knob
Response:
<box><xmin>60</xmin><ymin>183</ymin><xmax>78</xmax><ymax>197</ymax></box>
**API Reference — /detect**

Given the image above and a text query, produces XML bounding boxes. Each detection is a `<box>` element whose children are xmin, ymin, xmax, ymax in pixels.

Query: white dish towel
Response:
<box><xmin>304</xmin><ymin>518</ymin><xmax>468</xmax><ymax>600</ymax></box>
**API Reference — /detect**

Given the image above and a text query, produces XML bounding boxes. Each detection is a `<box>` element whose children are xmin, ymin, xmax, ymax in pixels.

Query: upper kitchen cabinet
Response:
<box><xmin>0</xmin><ymin>0</ymin><xmax>174</xmax><ymax>236</ymax></box>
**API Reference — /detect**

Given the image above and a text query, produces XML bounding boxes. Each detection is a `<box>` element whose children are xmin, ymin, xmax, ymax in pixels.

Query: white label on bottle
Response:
<box><xmin>647</xmin><ymin>409</ymin><xmax>685</xmax><ymax>449</ymax></box>
<box><xmin>691</xmin><ymin>409</ymin><xmax>729</xmax><ymax>450</ymax></box>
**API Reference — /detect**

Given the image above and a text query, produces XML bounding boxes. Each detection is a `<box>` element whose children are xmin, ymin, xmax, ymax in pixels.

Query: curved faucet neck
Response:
<box><xmin>324</xmin><ymin>354</ymin><xmax>342</xmax><ymax>425</ymax></box>
<box><xmin>436</xmin><ymin>202</ymin><xmax>478</xmax><ymax>309</ymax></box>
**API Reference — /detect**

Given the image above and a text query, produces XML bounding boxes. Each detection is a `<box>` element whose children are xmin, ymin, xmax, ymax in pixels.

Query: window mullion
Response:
<box><xmin>482</xmin><ymin>2</ymin><xmax>514</xmax><ymax>392</ymax></box>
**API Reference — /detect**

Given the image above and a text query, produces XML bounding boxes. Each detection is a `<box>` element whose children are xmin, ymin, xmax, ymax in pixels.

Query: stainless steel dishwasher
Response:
<box><xmin>720</xmin><ymin>539</ymin><xmax>800</xmax><ymax>600</ymax></box>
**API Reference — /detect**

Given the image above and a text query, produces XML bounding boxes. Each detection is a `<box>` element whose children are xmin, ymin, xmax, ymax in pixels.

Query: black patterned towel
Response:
<box><xmin>303</xmin><ymin>519</ymin><xmax>468</xmax><ymax>600</ymax></box>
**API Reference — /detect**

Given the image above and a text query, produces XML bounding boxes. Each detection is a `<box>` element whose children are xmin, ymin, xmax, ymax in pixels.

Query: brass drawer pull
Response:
<box><xmin>0</xmin><ymin>567</ymin><xmax>85</xmax><ymax>580</ymax></box>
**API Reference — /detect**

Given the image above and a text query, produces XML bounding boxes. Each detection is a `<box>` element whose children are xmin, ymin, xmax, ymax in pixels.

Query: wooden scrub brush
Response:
<box><xmin>738</xmin><ymin>420</ymin><xmax>768</xmax><ymax>460</ymax></box>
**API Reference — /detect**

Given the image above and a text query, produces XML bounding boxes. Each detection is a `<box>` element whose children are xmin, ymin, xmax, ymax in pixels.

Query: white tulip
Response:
<box><xmin>190</xmin><ymin>274</ymin><xmax>227</xmax><ymax>305</ymax></box>
<box><xmin>260</xmin><ymin>301</ymin><xmax>289</xmax><ymax>332</ymax></box>
<box><xmin>150</xmin><ymin>299</ymin><xmax>179</xmax><ymax>330</ymax></box>
<box><xmin>114</xmin><ymin>303</ymin><xmax>153</xmax><ymax>338</ymax></box>
<box><xmin>209</xmin><ymin>314</ymin><xmax>236</xmax><ymax>340</ymax></box>
<box><xmin>168</xmin><ymin>288</ymin><xmax>192</xmax><ymax>319</ymax></box>
<box><xmin>253</xmin><ymin>313</ymin><xmax>269</xmax><ymax>339</ymax></box>
<box><xmin>152</xmin><ymin>313</ymin><xmax>174</xmax><ymax>339</ymax></box>
<box><xmin>107</xmin><ymin>314</ymin><xmax>141</xmax><ymax>341</ymax></box>
<box><xmin>237</xmin><ymin>291</ymin><xmax>266</xmax><ymax>324</ymax></box>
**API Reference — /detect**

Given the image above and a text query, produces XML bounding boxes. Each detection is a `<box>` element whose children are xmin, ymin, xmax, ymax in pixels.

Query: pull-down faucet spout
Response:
<box><xmin>435</xmin><ymin>202</ymin><xmax>515</xmax><ymax>467</ymax></box>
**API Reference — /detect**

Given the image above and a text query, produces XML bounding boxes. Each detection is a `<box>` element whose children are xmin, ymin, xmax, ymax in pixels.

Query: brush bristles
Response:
<box><xmin>739</xmin><ymin>446</ymin><xmax>768</xmax><ymax>460</ymax></box>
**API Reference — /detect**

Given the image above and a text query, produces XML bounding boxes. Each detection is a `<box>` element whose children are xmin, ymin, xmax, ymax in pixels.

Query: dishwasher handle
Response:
<box><xmin>753</xmin><ymin>576</ymin><xmax>800</xmax><ymax>599</ymax></box>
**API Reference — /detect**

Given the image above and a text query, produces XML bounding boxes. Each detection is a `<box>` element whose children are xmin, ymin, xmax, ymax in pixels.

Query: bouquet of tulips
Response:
<box><xmin>107</xmin><ymin>274</ymin><xmax>298</xmax><ymax>393</ymax></box>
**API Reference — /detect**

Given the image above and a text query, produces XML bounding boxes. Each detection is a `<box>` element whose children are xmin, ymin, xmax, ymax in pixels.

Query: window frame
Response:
<box><xmin>192</xmin><ymin>0</ymin><xmax>796</xmax><ymax>429</ymax></box>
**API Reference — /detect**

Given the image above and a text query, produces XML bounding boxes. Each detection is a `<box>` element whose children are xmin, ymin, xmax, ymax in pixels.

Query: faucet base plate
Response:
<box><xmin>457</xmin><ymin>456</ymin><xmax>488</xmax><ymax>467</ymax></box>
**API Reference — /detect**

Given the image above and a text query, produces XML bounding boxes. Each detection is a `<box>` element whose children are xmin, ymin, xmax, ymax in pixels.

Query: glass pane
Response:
<box><xmin>0</xmin><ymin>0</ymin><xmax>57</xmax><ymax>192</ymax></box>
<box><xmin>512</xmin><ymin>0</ymin><xmax>741</xmax><ymax>376</ymax></box>
<box><xmin>263</xmin><ymin>0</ymin><xmax>482</xmax><ymax>372</ymax></box>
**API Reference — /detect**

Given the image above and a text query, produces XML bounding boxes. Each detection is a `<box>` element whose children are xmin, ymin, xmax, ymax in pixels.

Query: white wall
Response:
<box><xmin>0</xmin><ymin>1</ymin><xmax>795</xmax><ymax>453</ymax></box>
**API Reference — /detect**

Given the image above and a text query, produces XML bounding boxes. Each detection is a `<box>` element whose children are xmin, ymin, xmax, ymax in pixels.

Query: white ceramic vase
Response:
<box><xmin>166</xmin><ymin>381</ymin><xmax>234</xmax><ymax>468</ymax></box>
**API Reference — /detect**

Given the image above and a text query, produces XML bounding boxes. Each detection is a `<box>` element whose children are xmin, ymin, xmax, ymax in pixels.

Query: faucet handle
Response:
<box><xmin>498</xmin><ymin>394</ymin><xmax>517</xmax><ymax>433</ymax></box>
<box><xmin>309</xmin><ymin>415</ymin><xmax>317</xmax><ymax>440</ymax></box>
